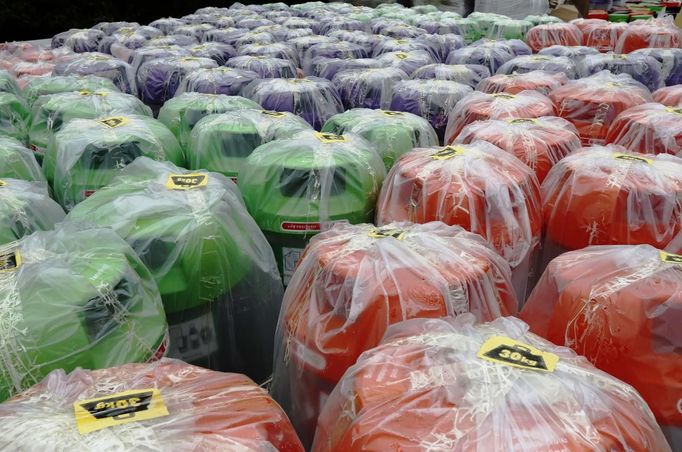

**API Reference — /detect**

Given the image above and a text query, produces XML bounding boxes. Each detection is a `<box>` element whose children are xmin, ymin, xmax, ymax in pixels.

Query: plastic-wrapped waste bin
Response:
<box><xmin>576</xmin><ymin>53</ymin><xmax>663</xmax><ymax>92</ymax></box>
<box><xmin>411</xmin><ymin>63</ymin><xmax>490</xmax><ymax>88</ymax></box>
<box><xmin>0</xmin><ymin>70</ymin><xmax>21</xmax><ymax>97</ymax></box>
<box><xmin>21</xmin><ymin>75</ymin><xmax>118</xmax><ymax>107</ymax></box>
<box><xmin>272</xmin><ymin>221</ymin><xmax>518</xmax><ymax>448</ymax></box>
<box><xmin>375</xmin><ymin>50</ymin><xmax>436</xmax><ymax>76</ymax></box>
<box><xmin>0</xmin><ymin>137</ymin><xmax>44</xmax><ymax>182</ymax></box>
<box><xmin>478</xmin><ymin>70</ymin><xmax>568</xmax><ymax>96</ymax></box>
<box><xmin>187</xmin><ymin>109</ymin><xmax>312</xmax><ymax>182</ymax></box>
<box><xmin>238</xmin><ymin>131</ymin><xmax>385</xmax><ymax>284</ymax></box>
<box><xmin>0</xmin><ymin>359</ymin><xmax>304</xmax><ymax>450</ymax></box>
<box><xmin>581</xmin><ymin>21</ymin><xmax>627</xmax><ymax>53</ymax></box>
<box><xmin>487</xmin><ymin>18</ymin><xmax>533</xmax><ymax>41</ymax></box>
<box><xmin>128</xmin><ymin>46</ymin><xmax>192</xmax><ymax>81</ymax></box>
<box><xmin>654</xmin><ymin>85</ymin><xmax>682</xmax><ymax>107</ymax></box>
<box><xmin>615</xmin><ymin>17</ymin><xmax>682</xmax><ymax>54</ymax></box>
<box><xmin>332</xmin><ymin>67</ymin><xmax>408</xmax><ymax>110</ymax></box>
<box><xmin>537</xmin><ymin>44</ymin><xmax>599</xmax><ymax>62</ymax></box>
<box><xmin>446</xmin><ymin>40</ymin><xmax>517</xmax><ymax>74</ymax></box>
<box><xmin>0</xmin><ymin>224</ymin><xmax>168</xmax><ymax>402</ymax></box>
<box><xmin>496</xmin><ymin>55</ymin><xmax>577</xmax><ymax>79</ymax></box>
<box><xmin>526</xmin><ymin>23</ymin><xmax>583</xmax><ymax>53</ymax></box>
<box><xmin>53</xmin><ymin>53</ymin><xmax>136</xmax><ymax>95</ymax></box>
<box><xmin>522</xmin><ymin>245</ymin><xmax>682</xmax><ymax>450</ymax></box>
<box><xmin>632</xmin><ymin>48</ymin><xmax>682</xmax><ymax>87</ymax></box>
<box><xmin>67</xmin><ymin>159</ymin><xmax>283</xmax><ymax>381</ymax></box>
<box><xmin>238</xmin><ymin>42</ymin><xmax>299</xmax><ymax>67</ymax></box>
<box><xmin>0</xmin><ymin>93</ymin><xmax>30</xmax><ymax>143</ymax></box>
<box><xmin>51</xmin><ymin>28</ymin><xmax>105</xmax><ymax>53</ymax></box>
<box><xmin>313</xmin><ymin>314</ymin><xmax>670</xmax><ymax>452</ymax></box>
<box><xmin>302</xmin><ymin>42</ymin><xmax>367</xmax><ymax>75</ymax></box>
<box><xmin>311</xmin><ymin>57</ymin><xmax>382</xmax><ymax>80</ymax></box>
<box><xmin>605</xmin><ymin>103</ymin><xmax>682</xmax><ymax>157</ymax></box>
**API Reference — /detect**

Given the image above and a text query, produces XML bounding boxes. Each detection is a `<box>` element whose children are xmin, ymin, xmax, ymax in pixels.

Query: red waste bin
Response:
<box><xmin>477</xmin><ymin>70</ymin><xmax>568</xmax><ymax>96</ymax></box>
<box><xmin>654</xmin><ymin>85</ymin><xmax>682</xmax><ymax>107</ymax></box>
<box><xmin>606</xmin><ymin>102</ymin><xmax>682</xmax><ymax>157</ymax></box>
<box><xmin>616</xmin><ymin>17</ymin><xmax>682</xmax><ymax>54</ymax></box>
<box><xmin>526</xmin><ymin>23</ymin><xmax>583</xmax><ymax>53</ymax></box>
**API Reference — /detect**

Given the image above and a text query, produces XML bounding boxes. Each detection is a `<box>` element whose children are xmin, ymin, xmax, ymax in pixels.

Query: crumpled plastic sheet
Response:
<box><xmin>313</xmin><ymin>314</ymin><xmax>670</xmax><ymax>451</ymax></box>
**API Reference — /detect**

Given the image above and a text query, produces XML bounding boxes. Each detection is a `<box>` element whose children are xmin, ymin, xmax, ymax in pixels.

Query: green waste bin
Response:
<box><xmin>0</xmin><ymin>223</ymin><xmax>168</xmax><ymax>402</ymax></box>
<box><xmin>66</xmin><ymin>158</ymin><xmax>283</xmax><ymax>382</ymax></box>
<box><xmin>0</xmin><ymin>178</ymin><xmax>65</xmax><ymax>245</ymax></box>
<box><xmin>0</xmin><ymin>70</ymin><xmax>21</xmax><ymax>97</ymax></box>
<box><xmin>29</xmin><ymin>89</ymin><xmax>151</xmax><ymax>160</ymax></box>
<box><xmin>322</xmin><ymin>108</ymin><xmax>439</xmax><ymax>170</ymax></box>
<box><xmin>44</xmin><ymin>114</ymin><xmax>183</xmax><ymax>211</ymax></box>
<box><xmin>0</xmin><ymin>93</ymin><xmax>30</xmax><ymax>143</ymax></box>
<box><xmin>157</xmin><ymin>92</ymin><xmax>260</xmax><ymax>150</ymax></box>
<box><xmin>239</xmin><ymin>130</ymin><xmax>386</xmax><ymax>284</ymax></box>
<box><xmin>187</xmin><ymin>109</ymin><xmax>312</xmax><ymax>183</ymax></box>
<box><xmin>22</xmin><ymin>75</ymin><xmax>119</xmax><ymax>107</ymax></box>
<box><xmin>0</xmin><ymin>136</ymin><xmax>45</xmax><ymax>182</ymax></box>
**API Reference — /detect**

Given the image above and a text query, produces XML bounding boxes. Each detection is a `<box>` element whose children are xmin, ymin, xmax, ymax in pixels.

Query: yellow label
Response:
<box><xmin>262</xmin><ymin>110</ymin><xmax>286</xmax><ymax>118</ymax></box>
<box><xmin>368</xmin><ymin>227</ymin><xmax>406</xmax><ymax>240</ymax></box>
<box><xmin>477</xmin><ymin>336</ymin><xmax>559</xmax><ymax>373</ymax></box>
<box><xmin>0</xmin><ymin>249</ymin><xmax>21</xmax><ymax>272</ymax></box>
<box><xmin>97</xmin><ymin>116</ymin><xmax>129</xmax><ymax>129</ymax></box>
<box><xmin>432</xmin><ymin>145</ymin><xmax>466</xmax><ymax>160</ymax></box>
<box><xmin>613</xmin><ymin>153</ymin><xmax>652</xmax><ymax>164</ymax></box>
<box><xmin>394</xmin><ymin>52</ymin><xmax>409</xmax><ymax>60</ymax></box>
<box><xmin>381</xmin><ymin>111</ymin><xmax>404</xmax><ymax>117</ymax></box>
<box><xmin>493</xmin><ymin>93</ymin><xmax>516</xmax><ymax>100</ymax></box>
<box><xmin>79</xmin><ymin>90</ymin><xmax>107</xmax><ymax>97</ymax></box>
<box><xmin>181</xmin><ymin>57</ymin><xmax>198</xmax><ymax>62</ymax></box>
<box><xmin>0</xmin><ymin>180</ymin><xmax>6</xmax><ymax>187</ymax></box>
<box><xmin>665</xmin><ymin>106</ymin><xmax>682</xmax><ymax>116</ymax></box>
<box><xmin>315</xmin><ymin>132</ymin><xmax>346</xmax><ymax>144</ymax></box>
<box><xmin>607</xmin><ymin>82</ymin><xmax>622</xmax><ymax>88</ymax></box>
<box><xmin>508</xmin><ymin>118</ymin><xmax>537</xmax><ymax>125</ymax></box>
<box><xmin>73</xmin><ymin>388</ymin><xmax>169</xmax><ymax>435</ymax></box>
<box><xmin>660</xmin><ymin>251</ymin><xmax>682</xmax><ymax>264</ymax></box>
<box><xmin>165</xmin><ymin>173</ymin><xmax>209</xmax><ymax>190</ymax></box>
<box><xmin>532</xmin><ymin>56</ymin><xmax>551</xmax><ymax>61</ymax></box>
<box><xmin>395</xmin><ymin>39</ymin><xmax>408</xmax><ymax>44</ymax></box>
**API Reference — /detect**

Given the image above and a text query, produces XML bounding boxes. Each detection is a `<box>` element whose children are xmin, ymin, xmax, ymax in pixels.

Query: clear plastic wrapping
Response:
<box><xmin>21</xmin><ymin>75</ymin><xmax>118</xmax><ymax>107</ymax></box>
<box><xmin>66</xmin><ymin>158</ymin><xmax>283</xmax><ymax>381</ymax></box>
<box><xmin>0</xmin><ymin>178</ymin><xmax>65</xmax><ymax>245</ymax></box>
<box><xmin>238</xmin><ymin>42</ymin><xmax>299</xmax><ymax>67</ymax></box>
<box><xmin>456</xmin><ymin>116</ymin><xmax>580</xmax><ymax>183</ymax></box>
<box><xmin>522</xmin><ymin>244</ymin><xmax>681</xmax><ymax>449</ymax></box>
<box><xmin>29</xmin><ymin>89</ymin><xmax>152</xmax><ymax>158</ymax></box>
<box><xmin>157</xmin><ymin>93</ymin><xmax>260</xmax><ymax>148</ymax></box>
<box><xmin>0</xmin><ymin>93</ymin><xmax>30</xmax><ymax>142</ymax></box>
<box><xmin>288</xmin><ymin>35</ymin><xmax>338</xmax><ymax>61</ymax></box>
<box><xmin>526</xmin><ymin>23</ymin><xmax>583</xmax><ymax>53</ymax></box>
<box><xmin>605</xmin><ymin>103</ymin><xmax>682</xmax><ymax>157</ymax></box>
<box><xmin>615</xmin><ymin>17</ymin><xmax>682</xmax><ymax>54</ymax></box>
<box><xmin>174</xmin><ymin>24</ymin><xmax>215</xmax><ymax>42</ymax></box>
<box><xmin>654</xmin><ymin>85</ymin><xmax>682</xmax><ymax>107</ymax></box>
<box><xmin>390</xmin><ymin>79</ymin><xmax>472</xmax><ymax>143</ymax></box>
<box><xmin>241</xmin><ymin>78</ymin><xmax>343</xmax><ymax>130</ymax></box>
<box><xmin>475</xmin><ymin>0</ymin><xmax>548</xmax><ymax>19</ymax></box>
<box><xmin>411</xmin><ymin>63</ymin><xmax>490</xmax><ymax>89</ymax></box>
<box><xmin>44</xmin><ymin>114</ymin><xmax>183</xmax><ymax>210</ymax></box>
<box><xmin>372</xmin><ymin>37</ymin><xmax>436</xmax><ymax>59</ymax></box>
<box><xmin>175</xmin><ymin>67</ymin><xmax>259</xmax><ymax>96</ymax></box>
<box><xmin>632</xmin><ymin>48</ymin><xmax>682</xmax><ymax>87</ymax></box>
<box><xmin>477</xmin><ymin>70</ymin><xmax>568</xmax><ymax>96</ymax></box>
<box><xmin>51</xmin><ymin>29</ymin><xmax>105</xmax><ymax>53</ymax></box>
<box><xmin>377</xmin><ymin>142</ymin><xmax>541</xmax><ymax>300</ymax></box>
<box><xmin>549</xmin><ymin>71</ymin><xmax>652</xmax><ymax>145</ymax></box>
<box><xmin>487</xmin><ymin>19</ymin><xmax>533</xmax><ymax>41</ymax></box>
<box><xmin>224</xmin><ymin>55</ymin><xmax>297</xmax><ymax>78</ymax></box>
<box><xmin>302</xmin><ymin>41</ymin><xmax>367</xmax><ymax>75</ymax></box>
<box><xmin>446</xmin><ymin>40</ymin><xmax>517</xmax><ymax>74</ymax></box>
<box><xmin>238</xmin><ymin>130</ymin><xmax>386</xmax><ymax>283</ymax></box>
<box><xmin>200</xmin><ymin>27</ymin><xmax>248</xmax><ymax>46</ymax></box>
<box><xmin>525</xmin><ymin>14</ymin><xmax>563</xmax><ymax>26</ymax></box>
<box><xmin>0</xmin><ymin>359</ymin><xmax>304</xmax><ymax>451</ymax></box>
<box><xmin>416</xmin><ymin>33</ymin><xmax>465</xmax><ymax>62</ymax></box>
<box><xmin>496</xmin><ymin>55</ymin><xmax>576</xmax><ymax>79</ymax></box>
<box><xmin>322</xmin><ymin>108</ymin><xmax>439</xmax><ymax>169</ymax></box>
<box><xmin>0</xmin><ymin>70</ymin><xmax>21</xmax><ymax>97</ymax></box>
<box><xmin>184</xmin><ymin>43</ymin><xmax>236</xmax><ymax>66</ymax></box>
<box><xmin>312</xmin><ymin>57</ymin><xmax>382</xmax><ymax>80</ymax></box>
<box><xmin>93</xmin><ymin>21</ymin><xmax>140</xmax><ymax>35</ymax></box>
<box><xmin>327</xmin><ymin>30</ymin><xmax>384</xmax><ymax>55</ymax></box>
<box><xmin>540</xmin><ymin>147</ymin><xmax>682</xmax><ymax>269</ymax></box>
<box><xmin>376</xmin><ymin>50</ymin><xmax>436</xmax><ymax>76</ymax></box>
<box><xmin>53</xmin><ymin>53</ymin><xmax>135</xmax><ymax>95</ymax></box>
<box><xmin>187</xmin><ymin>109</ymin><xmax>312</xmax><ymax>180</ymax></box>
<box><xmin>576</xmin><ymin>53</ymin><xmax>663</xmax><ymax>92</ymax></box>
<box><xmin>313</xmin><ymin>314</ymin><xmax>670</xmax><ymax>452</ymax></box>
<box><xmin>445</xmin><ymin>90</ymin><xmax>556</xmax><ymax>144</ymax></box>
<box><xmin>148</xmin><ymin>17</ymin><xmax>186</xmax><ymax>34</ymax></box>
<box><xmin>537</xmin><ymin>45</ymin><xmax>600</xmax><ymax>62</ymax></box>
<box><xmin>0</xmin><ymin>223</ymin><xmax>168</xmax><ymax>401</ymax></box>
<box><xmin>332</xmin><ymin>67</ymin><xmax>408</xmax><ymax>110</ymax></box>
<box><xmin>582</xmin><ymin>21</ymin><xmax>627</xmax><ymax>53</ymax></box>
<box><xmin>137</xmin><ymin>56</ymin><xmax>218</xmax><ymax>108</ymax></box>
<box><xmin>272</xmin><ymin>221</ymin><xmax>518</xmax><ymax>446</ymax></box>
<box><xmin>0</xmin><ymin>137</ymin><xmax>44</xmax><ymax>182</ymax></box>
<box><xmin>451</xmin><ymin>18</ymin><xmax>483</xmax><ymax>44</ymax></box>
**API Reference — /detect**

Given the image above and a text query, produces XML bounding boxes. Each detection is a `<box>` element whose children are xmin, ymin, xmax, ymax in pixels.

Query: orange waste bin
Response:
<box><xmin>477</xmin><ymin>70</ymin><xmax>568</xmax><ymax>96</ymax></box>
<box><xmin>606</xmin><ymin>103</ymin><xmax>682</xmax><ymax>157</ymax></box>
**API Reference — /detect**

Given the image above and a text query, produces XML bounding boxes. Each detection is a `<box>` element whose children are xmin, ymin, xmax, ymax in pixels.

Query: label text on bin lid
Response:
<box><xmin>477</xmin><ymin>336</ymin><xmax>559</xmax><ymax>373</ymax></box>
<box><xmin>165</xmin><ymin>173</ymin><xmax>209</xmax><ymax>190</ymax></box>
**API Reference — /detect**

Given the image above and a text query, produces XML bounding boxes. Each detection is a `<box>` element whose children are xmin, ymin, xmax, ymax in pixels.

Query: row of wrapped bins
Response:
<box><xmin>477</xmin><ymin>70</ymin><xmax>568</xmax><ymax>96</ymax></box>
<box><xmin>302</xmin><ymin>41</ymin><xmax>367</xmax><ymax>75</ymax></box>
<box><xmin>53</xmin><ymin>53</ymin><xmax>135</xmax><ymax>95</ymax></box>
<box><xmin>446</xmin><ymin>40</ymin><xmax>517</xmax><ymax>74</ymax></box>
<box><xmin>455</xmin><ymin>116</ymin><xmax>581</xmax><ymax>183</ymax></box>
<box><xmin>0</xmin><ymin>93</ymin><xmax>29</xmax><ymax>142</ymax></box>
<box><xmin>241</xmin><ymin>78</ymin><xmax>343</xmax><ymax>131</ymax></box>
<box><xmin>412</xmin><ymin>63</ymin><xmax>490</xmax><ymax>89</ymax></box>
<box><xmin>313</xmin><ymin>314</ymin><xmax>670</xmax><ymax>452</ymax></box>
<box><xmin>322</xmin><ymin>108</ymin><xmax>438</xmax><ymax>170</ymax></box>
<box><xmin>606</xmin><ymin>103</ymin><xmax>682</xmax><ymax>157</ymax></box>
<box><xmin>238</xmin><ymin>42</ymin><xmax>299</xmax><ymax>67</ymax></box>
<box><xmin>654</xmin><ymin>85</ymin><xmax>682</xmax><ymax>107</ymax></box>
<box><xmin>188</xmin><ymin>109</ymin><xmax>312</xmax><ymax>182</ymax></box>
<box><xmin>549</xmin><ymin>71</ymin><xmax>652</xmax><ymax>145</ymax></box>
<box><xmin>390</xmin><ymin>79</ymin><xmax>472</xmax><ymax>143</ymax></box>
<box><xmin>175</xmin><ymin>67</ymin><xmax>258</xmax><ymax>96</ymax></box>
<box><xmin>526</xmin><ymin>23</ymin><xmax>582</xmax><ymax>53</ymax></box>
<box><xmin>0</xmin><ymin>70</ymin><xmax>21</xmax><ymax>97</ymax></box>
<box><xmin>52</xmin><ymin>29</ymin><xmax>105</xmax><ymax>53</ymax></box>
<box><xmin>537</xmin><ymin>44</ymin><xmax>599</xmax><ymax>62</ymax></box>
<box><xmin>156</xmin><ymin>92</ymin><xmax>259</xmax><ymax>148</ymax></box>
<box><xmin>312</xmin><ymin>57</ymin><xmax>381</xmax><ymax>80</ymax></box>
<box><xmin>576</xmin><ymin>53</ymin><xmax>663</xmax><ymax>92</ymax></box>
<box><xmin>0</xmin><ymin>137</ymin><xmax>44</xmax><ymax>182</ymax></box>
<box><xmin>332</xmin><ymin>67</ymin><xmax>408</xmax><ymax>111</ymax></box>
<box><xmin>44</xmin><ymin>114</ymin><xmax>183</xmax><ymax>211</ymax></box>
<box><xmin>445</xmin><ymin>90</ymin><xmax>556</xmax><ymax>144</ymax></box>
<box><xmin>539</xmin><ymin>147</ymin><xmax>682</xmax><ymax>274</ymax></box>
<box><xmin>0</xmin><ymin>178</ymin><xmax>65</xmax><ymax>245</ymax></box>
<box><xmin>225</xmin><ymin>55</ymin><xmax>297</xmax><ymax>78</ymax></box>
<box><xmin>376</xmin><ymin>142</ymin><xmax>541</xmax><ymax>301</ymax></box>
<box><xmin>615</xmin><ymin>17</ymin><xmax>682</xmax><ymax>54</ymax></box>
<box><xmin>633</xmin><ymin>48</ymin><xmax>682</xmax><ymax>87</ymax></box>
<box><xmin>523</xmin><ymin>245</ymin><xmax>682</xmax><ymax>449</ymax></box>
<box><xmin>0</xmin><ymin>360</ymin><xmax>304</xmax><ymax>451</ymax></box>
<box><xmin>238</xmin><ymin>130</ymin><xmax>385</xmax><ymax>284</ymax></box>
<box><xmin>137</xmin><ymin>56</ymin><xmax>217</xmax><ymax>110</ymax></box>
<box><xmin>497</xmin><ymin>55</ymin><xmax>576</xmax><ymax>79</ymax></box>
<box><xmin>66</xmin><ymin>159</ymin><xmax>283</xmax><ymax>381</ymax></box>
<box><xmin>21</xmin><ymin>75</ymin><xmax>118</xmax><ymax>107</ymax></box>
<box><xmin>29</xmin><ymin>89</ymin><xmax>151</xmax><ymax>160</ymax></box>
<box><xmin>0</xmin><ymin>224</ymin><xmax>168</xmax><ymax>402</ymax></box>
<box><xmin>272</xmin><ymin>221</ymin><xmax>518</xmax><ymax>447</ymax></box>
